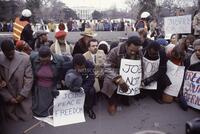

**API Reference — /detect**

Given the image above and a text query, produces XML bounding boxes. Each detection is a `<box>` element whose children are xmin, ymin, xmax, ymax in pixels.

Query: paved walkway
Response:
<box><xmin>3</xmin><ymin>96</ymin><xmax>199</xmax><ymax>134</ymax></box>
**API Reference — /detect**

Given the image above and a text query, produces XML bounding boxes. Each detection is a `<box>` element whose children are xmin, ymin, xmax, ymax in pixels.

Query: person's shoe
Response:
<box><xmin>86</xmin><ymin>109</ymin><xmax>96</xmax><ymax>119</ymax></box>
<box><xmin>179</xmin><ymin>96</ymin><xmax>188</xmax><ymax>111</ymax></box>
<box><xmin>107</xmin><ymin>104</ymin><xmax>117</xmax><ymax>115</ymax></box>
<box><xmin>152</xmin><ymin>96</ymin><xmax>164</xmax><ymax>104</ymax></box>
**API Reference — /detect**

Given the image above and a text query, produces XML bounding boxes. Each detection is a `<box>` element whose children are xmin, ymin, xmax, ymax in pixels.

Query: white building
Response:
<box><xmin>73</xmin><ymin>6</ymin><xmax>95</xmax><ymax>20</ymax></box>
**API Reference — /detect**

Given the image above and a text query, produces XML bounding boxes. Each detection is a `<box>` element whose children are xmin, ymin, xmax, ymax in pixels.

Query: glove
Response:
<box><xmin>51</xmin><ymin>90</ymin><xmax>59</xmax><ymax>98</ymax></box>
<box><xmin>141</xmin><ymin>78</ymin><xmax>153</xmax><ymax>86</ymax></box>
<box><xmin>119</xmin><ymin>82</ymin><xmax>129</xmax><ymax>92</ymax></box>
<box><xmin>16</xmin><ymin>95</ymin><xmax>25</xmax><ymax>103</ymax></box>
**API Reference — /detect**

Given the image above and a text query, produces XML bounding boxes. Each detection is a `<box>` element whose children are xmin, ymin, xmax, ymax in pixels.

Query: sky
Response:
<box><xmin>62</xmin><ymin>0</ymin><xmax>127</xmax><ymax>10</ymax></box>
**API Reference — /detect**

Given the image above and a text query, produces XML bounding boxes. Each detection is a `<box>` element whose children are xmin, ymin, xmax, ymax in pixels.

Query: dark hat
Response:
<box><xmin>65</xmin><ymin>69</ymin><xmax>82</xmax><ymax>92</ymax></box>
<box><xmin>38</xmin><ymin>46</ymin><xmax>51</xmax><ymax>58</ymax></box>
<box><xmin>126</xmin><ymin>35</ymin><xmax>142</xmax><ymax>46</ymax></box>
<box><xmin>156</xmin><ymin>38</ymin><xmax>168</xmax><ymax>46</ymax></box>
<box><xmin>35</xmin><ymin>30</ymin><xmax>48</xmax><ymax>38</ymax></box>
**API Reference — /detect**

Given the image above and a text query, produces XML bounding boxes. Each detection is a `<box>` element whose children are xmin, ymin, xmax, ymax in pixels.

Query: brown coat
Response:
<box><xmin>101</xmin><ymin>43</ymin><xmax>141</xmax><ymax>97</ymax></box>
<box><xmin>0</xmin><ymin>51</ymin><xmax>33</xmax><ymax>120</ymax></box>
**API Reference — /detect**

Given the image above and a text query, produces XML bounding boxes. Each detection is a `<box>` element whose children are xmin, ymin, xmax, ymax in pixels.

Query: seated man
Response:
<box><xmin>141</xmin><ymin>40</ymin><xmax>171</xmax><ymax>103</ymax></box>
<box><xmin>65</xmin><ymin>54</ymin><xmax>96</xmax><ymax>119</ymax></box>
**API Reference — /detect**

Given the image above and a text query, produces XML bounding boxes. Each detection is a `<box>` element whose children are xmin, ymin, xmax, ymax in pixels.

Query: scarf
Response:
<box><xmin>55</xmin><ymin>40</ymin><xmax>71</xmax><ymax>56</ymax></box>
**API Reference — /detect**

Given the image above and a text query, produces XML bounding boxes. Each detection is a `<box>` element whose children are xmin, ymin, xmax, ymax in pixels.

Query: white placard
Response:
<box><xmin>117</xmin><ymin>59</ymin><xmax>142</xmax><ymax>96</ymax></box>
<box><xmin>164</xmin><ymin>61</ymin><xmax>185</xmax><ymax>97</ymax></box>
<box><xmin>183</xmin><ymin>70</ymin><xmax>200</xmax><ymax>110</ymax></box>
<box><xmin>164</xmin><ymin>15</ymin><xmax>191</xmax><ymax>34</ymax></box>
<box><xmin>35</xmin><ymin>90</ymin><xmax>85</xmax><ymax>127</ymax></box>
<box><xmin>140</xmin><ymin>57</ymin><xmax>159</xmax><ymax>90</ymax></box>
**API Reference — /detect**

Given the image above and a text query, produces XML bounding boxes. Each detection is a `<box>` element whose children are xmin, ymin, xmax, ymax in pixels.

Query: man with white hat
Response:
<box><xmin>135</xmin><ymin>11</ymin><xmax>151</xmax><ymax>32</ymax></box>
<box><xmin>13</xmin><ymin>9</ymin><xmax>35</xmax><ymax>49</ymax></box>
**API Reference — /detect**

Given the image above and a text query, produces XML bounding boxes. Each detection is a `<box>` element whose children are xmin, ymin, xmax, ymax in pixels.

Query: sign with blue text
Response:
<box><xmin>183</xmin><ymin>70</ymin><xmax>200</xmax><ymax>110</ymax></box>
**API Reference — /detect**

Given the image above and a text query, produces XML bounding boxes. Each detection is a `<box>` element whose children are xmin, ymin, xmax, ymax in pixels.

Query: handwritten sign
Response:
<box><xmin>141</xmin><ymin>57</ymin><xmax>159</xmax><ymax>90</ymax></box>
<box><xmin>183</xmin><ymin>70</ymin><xmax>200</xmax><ymax>110</ymax></box>
<box><xmin>164</xmin><ymin>61</ymin><xmax>185</xmax><ymax>97</ymax></box>
<box><xmin>35</xmin><ymin>90</ymin><xmax>85</xmax><ymax>127</ymax></box>
<box><xmin>164</xmin><ymin>15</ymin><xmax>191</xmax><ymax>34</ymax></box>
<box><xmin>117</xmin><ymin>59</ymin><xmax>142</xmax><ymax>96</ymax></box>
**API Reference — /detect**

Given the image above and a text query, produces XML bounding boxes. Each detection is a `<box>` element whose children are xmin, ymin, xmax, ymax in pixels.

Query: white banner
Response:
<box><xmin>164</xmin><ymin>15</ymin><xmax>191</xmax><ymax>34</ymax></box>
<box><xmin>183</xmin><ymin>70</ymin><xmax>200</xmax><ymax>110</ymax></box>
<box><xmin>140</xmin><ymin>57</ymin><xmax>159</xmax><ymax>90</ymax></box>
<box><xmin>164</xmin><ymin>61</ymin><xmax>185</xmax><ymax>97</ymax></box>
<box><xmin>35</xmin><ymin>90</ymin><xmax>85</xmax><ymax>127</ymax></box>
<box><xmin>117</xmin><ymin>59</ymin><xmax>142</xmax><ymax>96</ymax></box>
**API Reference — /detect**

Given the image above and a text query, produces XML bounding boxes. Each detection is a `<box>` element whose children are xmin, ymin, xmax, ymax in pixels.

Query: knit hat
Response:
<box><xmin>156</xmin><ymin>38</ymin><xmax>168</xmax><ymax>46</ymax></box>
<box><xmin>38</xmin><ymin>46</ymin><xmax>51</xmax><ymax>58</ymax></box>
<box><xmin>16</xmin><ymin>40</ymin><xmax>25</xmax><ymax>49</ymax></box>
<box><xmin>193</xmin><ymin>39</ymin><xmax>200</xmax><ymax>50</ymax></box>
<box><xmin>65</xmin><ymin>69</ymin><xmax>82</xmax><ymax>92</ymax></box>
<box><xmin>55</xmin><ymin>30</ymin><xmax>67</xmax><ymax>39</ymax></box>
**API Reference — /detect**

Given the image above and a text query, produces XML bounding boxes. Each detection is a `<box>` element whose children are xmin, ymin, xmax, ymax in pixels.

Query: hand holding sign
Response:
<box><xmin>117</xmin><ymin>59</ymin><xmax>142</xmax><ymax>96</ymax></box>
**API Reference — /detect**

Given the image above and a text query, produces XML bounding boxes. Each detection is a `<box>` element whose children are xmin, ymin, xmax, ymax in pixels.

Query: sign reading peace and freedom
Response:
<box><xmin>183</xmin><ymin>70</ymin><xmax>200</xmax><ymax>110</ymax></box>
<box><xmin>164</xmin><ymin>61</ymin><xmax>185</xmax><ymax>97</ymax></box>
<box><xmin>164</xmin><ymin>15</ymin><xmax>191</xmax><ymax>34</ymax></box>
<box><xmin>35</xmin><ymin>90</ymin><xmax>85</xmax><ymax>127</ymax></box>
<box><xmin>140</xmin><ymin>57</ymin><xmax>159</xmax><ymax>90</ymax></box>
<box><xmin>117</xmin><ymin>59</ymin><xmax>142</xmax><ymax>96</ymax></box>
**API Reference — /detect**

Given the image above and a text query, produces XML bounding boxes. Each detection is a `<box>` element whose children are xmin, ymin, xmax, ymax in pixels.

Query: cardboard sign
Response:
<box><xmin>141</xmin><ymin>57</ymin><xmax>159</xmax><ymax>90</ymax></box>
<box><xmin>164</xmin><ymin>61</ymin><xmax>185</xmax><ymax>97</ymax></box>
<box><xmin>35</xmin><ymin>90</ymin><xmax>85</xmax><ymax>127</ymax></box>
<box><xmin>183</xmin><ymin>70</ymin><xmax>200</xmax><ymax>110</ymax></box>
<box><xmin>117</xmin><ymin>59</ymin><xmax>142</xmax><ymax>96</ymax></box>
<box><xmin>164</xmin><ymin>15</ymin><xmax>191</xmax><ymax>34</ymax></box>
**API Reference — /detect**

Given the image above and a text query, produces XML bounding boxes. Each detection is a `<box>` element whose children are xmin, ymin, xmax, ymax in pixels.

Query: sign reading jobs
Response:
<box><xmin>117</xmin><ymin>59</ymin><xmax>142</xmax><ymax>96</ymax></box>
<box><xmin>183</xmin><ymin>70</ymin><xmax>200</xmax><ymax>110</ymax></box>
<box><xmin>164</xmin><ymin>15</ymin><xmax>191</xmax><ymax>34</ymax></box>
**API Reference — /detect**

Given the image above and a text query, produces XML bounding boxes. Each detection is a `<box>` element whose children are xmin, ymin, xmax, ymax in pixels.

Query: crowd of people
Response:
<box><xmin>0</xmin><ymin>8</ymin><xmax>200</xmax><ymax>133</ymax></box>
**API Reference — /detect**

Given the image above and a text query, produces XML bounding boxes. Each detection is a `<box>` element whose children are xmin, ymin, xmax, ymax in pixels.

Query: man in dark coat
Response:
<box><xmin>13</xmin><ymin>9</ymin><xmax>35</xmax><ymax>49</ymax></box>
<box><xmin>64</xmin><ymin>54</ymin><xmax>96</xmax><ymax>119</ymax></box>
<box><xmin>141</xmin><ymin>40</ymin><xmax>171</xmax><ymax>103</ymax></box>
<box><xmin>72</xmin><ymin>28</ymin><xmax>96</xmax><ymax>55</ymax></box>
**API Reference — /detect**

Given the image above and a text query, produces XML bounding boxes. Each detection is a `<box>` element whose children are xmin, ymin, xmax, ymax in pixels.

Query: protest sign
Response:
<box><xmin>117</xmin><ymin>59</ymin><xmax>142</xmax><ymax>96</ymax></box>
<box><xmin>164</xmin><ymin>15</ymin><xmax>191</xmax><ymax>34</ymax></box>
<box><xmin>164</xmin><ymin>61</ymin><xmax>185</xmax><ymax>97</ymax></box>
<box><xmin>140</xmin><ymin>57</ymin><xmax>159</xmax><ymax>90</ymax></box>
<box><xmin>35</xmin><ymin>90</ymin><xmax>85</xmax><ymax>127</ymax></box>
<box><xmin>183</xmin><ymin>70</ymin><xmax>200</xmax><ymax>110</ymax></box>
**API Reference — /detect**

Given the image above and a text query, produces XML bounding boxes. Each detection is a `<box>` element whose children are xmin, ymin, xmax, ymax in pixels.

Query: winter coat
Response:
<box><xmin>0</xmin><ymin>51</ymin><xmax>33</xmax><ymax>120</ymax></box>
<box><xmin>101</xmin><ymin>43</ymin><xmax>141</xmax><ymax>97</ymax></box>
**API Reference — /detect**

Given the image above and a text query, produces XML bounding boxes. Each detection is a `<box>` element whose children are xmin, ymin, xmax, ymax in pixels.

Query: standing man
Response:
<box><xmin>13</xmin><ymin>9</ymin><xmax>35</xmax><ymax>50</ymax></box>
<box><xmin>72</xmin><ymin>28</ymin><xmax>96</xmax><ymax>55</ymax></box>
<box><xmin>135</xmin><ymin>11</ymin><xmax>151</xmax><ymax>32</ymax></box>
<box><xmin>83</xmin><ymin>39</ymin><xmax>106</xmax><ymax>92</ymax></box>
